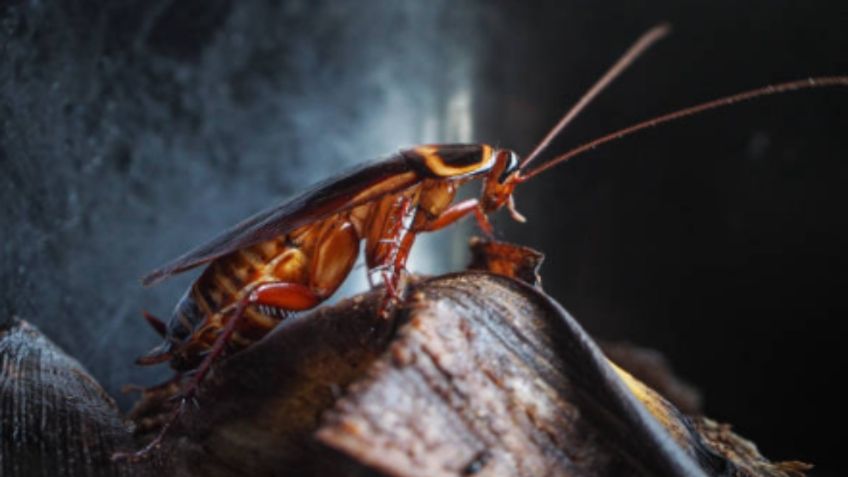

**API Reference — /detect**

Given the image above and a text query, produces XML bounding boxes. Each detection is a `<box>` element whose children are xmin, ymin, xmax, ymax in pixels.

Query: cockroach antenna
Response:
<box><xmin>519</xmin><ymin>23</ymin><xmax>672</xmax><ymax>170</ymax></box>
<box><xmin>516</xmin><ymin>23</ymin><xmax>848</xmax><ymax>180</ymax></box>
<box><xmin>520</xmin><ymin>76</ymin><xmax>848</xmax><ymax>180</ymax></box>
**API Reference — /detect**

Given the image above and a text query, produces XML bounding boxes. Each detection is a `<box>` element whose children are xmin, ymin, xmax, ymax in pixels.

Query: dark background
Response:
<box><xmin>1</xmin><ymin>0</ymin><xmax>846</xmax><ymax>474</ymax></box>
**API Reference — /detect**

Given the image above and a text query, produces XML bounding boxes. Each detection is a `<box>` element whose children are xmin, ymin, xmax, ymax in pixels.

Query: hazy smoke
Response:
<box><xmin>1</xmin><ymin>0</ymin><xmax>481</xmax><ymax>405</ymax></box>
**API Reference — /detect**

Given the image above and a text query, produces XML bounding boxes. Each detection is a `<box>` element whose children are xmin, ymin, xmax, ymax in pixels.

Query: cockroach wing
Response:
<box><xmin>142</xmin><ymin>155</ymin><xmax>417</xmax><ymax>286</ymax></box>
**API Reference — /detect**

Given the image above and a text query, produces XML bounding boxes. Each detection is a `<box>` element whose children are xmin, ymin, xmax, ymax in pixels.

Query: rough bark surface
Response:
<box><xmin>1</xmin><ymin>273</ymin><xmax>808</xmax><ymax>476</ymax></box>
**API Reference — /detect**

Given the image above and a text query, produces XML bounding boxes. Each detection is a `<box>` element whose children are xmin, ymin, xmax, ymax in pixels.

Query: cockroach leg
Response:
<box><xmin>176</xmin><ymin>282</ymin><xmax>319</xmax><ymax>400</ymax></box>
<box><xmin>134</xmin><ymin>344</ymin><xmax>173</xmax><ymax>366</ymax></box>
<box><xmin>419</xmin><ymin>198</ymin><xmax>493</xmax><ymax>237</ymax></box>
<box><xmin>379</xmin><ymin>229</ymin><xmax>419</xmax><ymax>319</ymax></box>
<box><xmin>249</xmin><ymin>282</ymin><xmax>321</xmax><ymax>312</ymax></box>
<box><xmin>112</xmin><ymin>399</ymin><xmax>186</xmax><ymax>462</ymax></box>
<box><xmin>121</xmin><ymin>374</ymin><xmax>182</xmax><ymax>395</ymax></box>
<box><xmin>473</xmin><ymin>207</ymin><xmax>494</xmax><ymax>238</ymax></box>
<box><xmin>378</xmin><ymin>238</ymin><xmax>403</xmax><ymax>245</ymax></box>
<box><xmin>115</xmin><ymin>282</ymin><xmax>321</xmax><ymax>462</ymax></box>
<box><xmin>381</xmin><ymin>270</ymin><xmax>398</xmax><ymax>298</ymax></box>
<box><xmin>374</xmin><ymin>195</ymin><xmax>495</xmax><ymax>320</ymax></box>
<box><xmin>180</xmin><ymin>282</ymin><xmax>319</xmax><ymax>396</ymax></box>
<box><xmin>377</xmin><ymin>269</ymin><xmax>404</xmax><ymax>319</ymax></box>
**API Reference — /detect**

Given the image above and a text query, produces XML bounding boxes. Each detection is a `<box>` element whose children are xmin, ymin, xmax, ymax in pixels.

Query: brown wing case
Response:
<box><xmin>142</xmin><ymin>154</ymin><xmax>417</xmax><ymax>285</ymax></box>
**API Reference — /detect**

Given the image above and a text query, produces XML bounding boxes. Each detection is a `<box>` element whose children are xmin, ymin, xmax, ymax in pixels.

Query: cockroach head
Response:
<box><xmin>497</xmin><ymin>150</ymin><xmax>520</xmax><ymax>184</ymax></box>
<box><xmin>481</xmin><ymin>149</ymin><xmax>526</xmax><ymax>222</ymax></box>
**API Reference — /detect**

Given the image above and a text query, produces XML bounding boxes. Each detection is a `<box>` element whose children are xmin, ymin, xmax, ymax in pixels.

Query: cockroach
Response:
<box><xmin>114</xmin><ymin>24</ymin><xmax>848</xmax><ymax>460</ymax></box>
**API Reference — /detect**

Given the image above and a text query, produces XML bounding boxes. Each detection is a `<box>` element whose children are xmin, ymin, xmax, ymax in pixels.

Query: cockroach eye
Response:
<box><xmin>498</xmin><ymin>151</ymin><xmax>520</xmax><ymax>183</ymax></box>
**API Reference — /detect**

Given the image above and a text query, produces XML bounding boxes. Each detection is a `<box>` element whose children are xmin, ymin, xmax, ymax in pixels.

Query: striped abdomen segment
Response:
<box><xmin>142</xmin><ymin>180</ymin><xmax>456</xmax><ymax>372</ymax></box>
<box><xmin>154</xmin><ymin>211</ymin><xmax>364</xmax><ymax>370</ymax></box>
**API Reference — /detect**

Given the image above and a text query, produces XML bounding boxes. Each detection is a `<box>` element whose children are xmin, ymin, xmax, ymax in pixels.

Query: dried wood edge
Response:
<box><xmin>599</xmin><ymin>341</ymin><xmax>702</xmax><ymax>415</ymax></box>
<box><xmin>0</xmin><ymin>319</ymin><xmax>163</xmax><ymax>477</ymax></box>
<box><xmin>520</xmin><ymin>277</ymin><xmax>708</xmax><ymax>477</ymax></box>
<box><xmin>484</xmin><ymin>272</ymin><xmax>809</xmax><ymax>477</ymax></box>
<box><xmin>315</xmin><ymin>272</ymin><xmax>708</xmax><ymax>477</ymax></box>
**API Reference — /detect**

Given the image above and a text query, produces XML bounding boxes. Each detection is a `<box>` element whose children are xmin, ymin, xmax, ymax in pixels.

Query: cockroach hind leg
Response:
<box><xmin>111</xmin><ymin>440</ymin><xmax>161</xmax><ymax>463</ymax></box>
<box><xmin>135</xmin><ymin>344</ymin><xmax>173</xmax><ymax>366</ymax></box>
<box><xmin>114</xmin><ymin>372</ymin><xmax>191</xmax><ymax>462</ymax></box>
<box><xmin>112</xmin><ymin>400</ymin><xmax>186</xmax><ymax>463</ymax></box>
<box><xmin>472</xmin><ymin>205</ymin><xmax>495</xmax><ymax>238</ymax></box>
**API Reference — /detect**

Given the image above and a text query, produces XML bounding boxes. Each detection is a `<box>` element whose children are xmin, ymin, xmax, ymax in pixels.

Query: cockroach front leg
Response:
<box><xmin>418</xmin><ymin>198</ymin><xmax>493</xmax><ymax>236</ymax></box>
<box><xmin>369</xmin><ymin>199</ymin><xmax>493</xmax><ymax>320</ymax></box>
<box><xmin>113</xmin><ymin>282</ymin><xmax>320</xmax><ymax>462</ymax></box>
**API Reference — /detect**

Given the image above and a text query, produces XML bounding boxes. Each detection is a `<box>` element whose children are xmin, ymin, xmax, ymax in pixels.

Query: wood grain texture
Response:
<box><xmin>0</xmin><ymin>320</ymin><xmax>161</xmax><ymax>477</ymax></box>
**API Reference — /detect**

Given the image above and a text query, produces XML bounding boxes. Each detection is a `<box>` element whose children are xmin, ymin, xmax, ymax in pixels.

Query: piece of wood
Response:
<box><xmin>0</xmin><ymin>320</ymin><xmax>161</xmax><ymax>477</ymax></box>
<box><xmin>316</xmin><ymin>273</ymin><xmax>703</xmax><ymax>477</ymax></box>
<box><xmin>160</xmin><ymin>272</ymin><xmax>806</xmax><ymax>476</ymax></box>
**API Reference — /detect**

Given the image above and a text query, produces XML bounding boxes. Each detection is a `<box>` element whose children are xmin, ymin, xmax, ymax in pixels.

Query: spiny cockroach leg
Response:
<box><xmin>419</xmin><ymin>198</ymin><xmax>494</xmax><ymax>237</ymax></box>
<box><xmin>115</xmin><ymin>282</ymin><xmax>320</xmax><ymax>462</ymax></box>
<box><xmin>177</xmin><ymin>282</ymin><xmax>319</xmax><ymax>399</ymax></box>
<box><xmin>111</xmin><ymin>400</ymin><xmax>186</xmax><ymax>462</ymax></box>
<box><xmin>377</xmin><ymin>270</ymin><xmax>401</xmax><ymax>319</ymax></box>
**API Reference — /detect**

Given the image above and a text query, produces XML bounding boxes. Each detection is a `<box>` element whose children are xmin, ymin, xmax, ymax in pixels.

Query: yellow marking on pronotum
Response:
<box><xmin>416</xmin><ymin>144</ymin><xmax>494</xmax><ymax>177</ymax></box>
